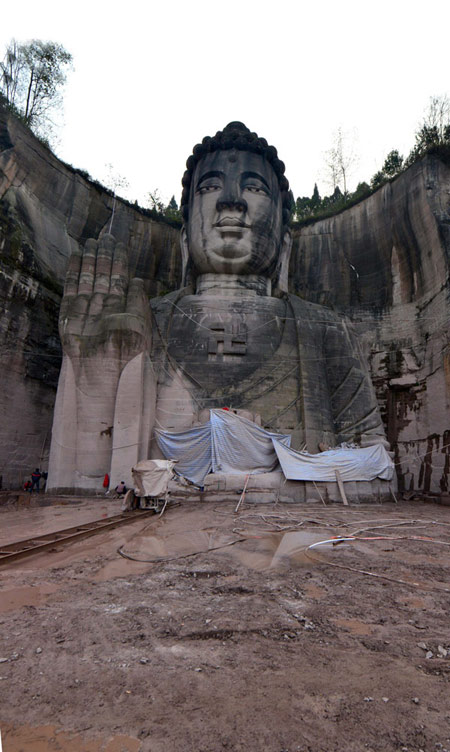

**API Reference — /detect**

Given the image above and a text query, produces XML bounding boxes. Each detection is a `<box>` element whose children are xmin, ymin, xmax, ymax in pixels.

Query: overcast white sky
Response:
<box><xmin>2</xmin><ymin>0</ymin><xmax>450</xmax><ymax>207</ymax></box>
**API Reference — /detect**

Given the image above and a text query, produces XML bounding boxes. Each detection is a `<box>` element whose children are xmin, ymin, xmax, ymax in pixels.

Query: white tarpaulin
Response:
<box><xmin>155</xmin><ymin>409</ymin><xmax>290</xmax><ymax>486</ymax></box>
<box><xmin>272</xmin><ymin>440</ymin><xmax>394</xmax><ymax>482</ymax></box>
<box><xmin>132</xmin><ymin>459</ymin><xmax>177</xmax><ymax>497</ymax></box>
<box><xmin>155</xmin><ymin>409</ymin><xmax>394</xmax><ymax>486</ymax></box>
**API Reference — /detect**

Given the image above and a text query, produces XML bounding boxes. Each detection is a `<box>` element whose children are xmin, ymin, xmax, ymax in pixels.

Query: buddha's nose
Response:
<box><xmin>216</xmin><ymin>183</ymin><xmax>247</xmax><ymax>213</ymax></box>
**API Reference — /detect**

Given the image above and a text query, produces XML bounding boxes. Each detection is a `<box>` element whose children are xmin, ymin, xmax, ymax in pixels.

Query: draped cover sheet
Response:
<box><xmin>132</xmin><ymin>459</ymin><xmax>177</xmax><ymax>497</ymax></box>
<box><xmin>155</xmin><ymin>409</ymin><xmax>290</xmax><ymax>486</ymax></box>
<box><xmin>272</xmin><ymin>440</ymin><xmax>394</xmax><ymax>482</ymax></box>
<box><xmin>155</xmin><ymin>409</ymin><xmax>394</xmax><ymax>486</ymax></box>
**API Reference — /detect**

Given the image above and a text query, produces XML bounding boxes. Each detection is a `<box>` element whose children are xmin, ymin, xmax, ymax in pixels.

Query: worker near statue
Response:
<box><xmin>48</xmin><ymin>122</ymin><xmax>388</xmax><ymax>493</ymax></box>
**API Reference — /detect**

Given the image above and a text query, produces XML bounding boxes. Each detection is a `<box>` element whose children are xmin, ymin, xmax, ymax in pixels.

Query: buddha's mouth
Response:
<box><xmin>209</xmin><ymin>244</ymin><xmax>251</xmax><ymax>262</ymax></box>
<box><xmin>215</xmin><ymin>217</ymin><xmax>250</xmax><ymax>228</ymax></box>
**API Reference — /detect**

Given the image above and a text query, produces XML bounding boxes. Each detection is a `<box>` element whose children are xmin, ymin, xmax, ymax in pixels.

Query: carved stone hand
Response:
<box><xmin>48</xmin><ymin>235</ymin><xmax>153</xmax><ymax>491</ymax></box>
<box><xmin>59</xmin><ymin>234</ymin><xmax>150</xmax><ymax>362</ymax></box>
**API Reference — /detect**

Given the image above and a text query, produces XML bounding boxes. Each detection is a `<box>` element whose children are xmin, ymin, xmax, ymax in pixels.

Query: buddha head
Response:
<box><xmin>180</xmin><ymin>122</ymin><xmax>294</xmax><ymax>293</ymax></box>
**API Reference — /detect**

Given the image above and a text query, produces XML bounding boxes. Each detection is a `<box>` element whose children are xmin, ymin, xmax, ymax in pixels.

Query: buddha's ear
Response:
<box><xmin>180</xmin><ymin>225</ymin><xmax>191</xmax><ymax>287</ymax></box>
<box><xmin>273</xmin><ymin>230</ymin><xmax>292</xmax><ymax>296</ymax></box>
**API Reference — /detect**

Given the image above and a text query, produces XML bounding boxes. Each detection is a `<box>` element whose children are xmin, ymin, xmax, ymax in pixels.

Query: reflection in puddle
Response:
<box><xmin>0</xmin><ymin>501</ymin><xmax>120</xmax><ymax>547</ymax></box>
<box><xmin>95</xmin><ymin>559</ymin><xmax>152</xmax><ymax>582</ymax></box>
<box><xmin>123</xmin><ymin>529</ymin><xmax>236</xmax><ymax>560</ymax></box>
<box><xmin>0</xmin><ymin>583</ymin><xmax>60</xmax><ymax>613</ymax></box>
<box><xmin>0</xmin><ymin>724</ymin><xmax>141</xmax><ymax>752</ymax></box>
<box><xmin>266</xmin><ymin>531</ymin><xmax>328</xmax><ymax>568</ymax></box>
<box><xmin>115</xmin><ymin>528</ymin><xmax>332</xmax><ymax>572</ymax></box>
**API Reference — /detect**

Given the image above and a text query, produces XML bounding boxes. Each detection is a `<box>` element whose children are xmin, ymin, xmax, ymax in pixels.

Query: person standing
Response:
<box><xmin>30</xmin><ymin>468</ymin><xmax>41</xmax><ymax>493</ymax></box>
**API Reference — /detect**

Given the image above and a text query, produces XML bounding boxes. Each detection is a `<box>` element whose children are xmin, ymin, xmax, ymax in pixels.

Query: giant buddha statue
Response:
<box><xmin>48</xmin><ymin>122</ymin><xmax>388</xmax><ymax>494</ymax></box>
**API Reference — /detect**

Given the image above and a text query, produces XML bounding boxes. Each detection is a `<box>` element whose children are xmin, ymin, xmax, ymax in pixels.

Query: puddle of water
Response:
<box><xmin>332</xmin><ymin>618</ymin><xmax>374</xmax><ymax>636</ymax></box>
<box><xmin>222</xmin><ymin>530</ymin><xmax>332</xmax><ymax>571</ymax></box>
<box><xmin>0</xmin><ymin>501</ymin><xmax>121</xmax><ymax>547</ymax></box>
<box><xmin>97</xmin><ymin>525</ymin><xmax>333</xmax><ymax>577</ymax></box>
<box><xmin>0</xmin><ymin>583</ymin><xmax>60</xmax><ymax>613</ymax></box>
<box><xmin>95</xmin><ymin>559</ymin><xmax>152</xmax><ymax>582</ymax></box>
<box><xmin>119</xmin><ymin>530</ymin><xmax>237</xmax><ymax>563</ymax></box>
<box><xmin>0</xmin><ymin>724</ymin><xmax>141</xmax><ymax>752</ymax></box>
<box><xmin>267</xmin><ymin>531</ymin><xmax>327</xmax><ymax>567</ymax></box>
<box><xmin>120</xmin><ymin>527</ymin><xmax>331</xmax><ymax>572</ymax></box>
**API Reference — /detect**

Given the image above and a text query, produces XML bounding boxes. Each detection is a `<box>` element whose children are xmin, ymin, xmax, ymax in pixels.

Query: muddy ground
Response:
<box><xmin>0</xmin><ymin>497</ymin><xmax>449</xmax><ymax>752</ymax></box>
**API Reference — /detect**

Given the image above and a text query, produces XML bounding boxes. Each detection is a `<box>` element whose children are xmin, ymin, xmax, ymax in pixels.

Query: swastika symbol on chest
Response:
<box><xmin>207</xmin><ymin>322</ymin><xmax>247</xmax><ymax>356</ymax></box>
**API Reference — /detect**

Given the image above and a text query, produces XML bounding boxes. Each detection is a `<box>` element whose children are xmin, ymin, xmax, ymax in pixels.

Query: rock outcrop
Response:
<box><xmin>291</xmin><ymin>158</ymin><xmax>450</xmax><ymax>494</ymax></box>
<box><xmin>0</xmin><ymin>103</ymin><xmax>448</xmax><ymax>493</ymax></box>
<box><xmin>0</xmin><ymin>105</ymin><xmax>181</xmax><ymax>488</ymax></box>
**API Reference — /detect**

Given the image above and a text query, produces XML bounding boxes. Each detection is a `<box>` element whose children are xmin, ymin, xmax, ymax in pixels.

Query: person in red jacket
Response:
<box><xmin>30</xmin><ymin>469</ymin><xmax>41</xmax><ymax>493</ymax></box>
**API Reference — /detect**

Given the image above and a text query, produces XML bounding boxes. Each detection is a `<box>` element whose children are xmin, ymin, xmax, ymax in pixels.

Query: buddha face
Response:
<box><xmin>184</xmin><ymin>149</ymin><xmax>287</xmax><ymax>277</ymax></box>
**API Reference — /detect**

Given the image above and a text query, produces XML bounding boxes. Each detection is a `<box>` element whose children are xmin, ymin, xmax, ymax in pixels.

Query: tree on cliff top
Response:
<box><xmin>406</xmin><ymin>95</ymin><xmax>450</xmax><ymax>165</ymax></box>
<box><xmin>324</xmin><ymin>127</ymin><xmax>358</xmax><ymax>195</ymax></box>
<box><xmin>0</xmin><ymin>39</ymin><xmax>72</xmax><ymax>141</ymax></box>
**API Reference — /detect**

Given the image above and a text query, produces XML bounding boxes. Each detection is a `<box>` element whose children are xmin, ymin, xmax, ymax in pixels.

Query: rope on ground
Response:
<box><xmin>117</xmin><ymin>537</ymin><xmax>248</xmax><ymax>563</ymax></box>
<box><xmin>349</xmin><ymin>519</ymin><xmax>450</xmax><ymax>536</ymax></box>
<box><xmin>304</xmin><ymin>537</ymin><xmax>450</xmax><ymax>593</ymax></box>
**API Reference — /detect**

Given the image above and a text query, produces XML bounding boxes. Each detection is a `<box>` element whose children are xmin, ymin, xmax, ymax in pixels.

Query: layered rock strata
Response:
<box><xmin>0</xmin><ymin>105</ymin><xmax>180</xmax><ymax>488</ymax></box>
<box><xmin>291</xmin><ymin>157</ymin><xmax>450</xmax><ymax>494</ymax></box>
<box><xmin>0</xmin><ymin>104</ymin><xmax>448</xmax><ymax>493</ymax></box>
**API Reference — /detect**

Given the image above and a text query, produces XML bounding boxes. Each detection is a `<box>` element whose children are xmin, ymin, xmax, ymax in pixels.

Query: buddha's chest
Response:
<box><xmin>157</xmin><ymin>295</ymin><xmax>296</xmax><ymax>389</ymax></box>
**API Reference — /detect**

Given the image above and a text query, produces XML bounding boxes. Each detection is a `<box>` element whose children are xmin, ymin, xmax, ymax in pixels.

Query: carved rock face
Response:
<box><xmin>186</xmin><ymin>149</ymin><xmax>284</xmax><ymax>277</ymax></box>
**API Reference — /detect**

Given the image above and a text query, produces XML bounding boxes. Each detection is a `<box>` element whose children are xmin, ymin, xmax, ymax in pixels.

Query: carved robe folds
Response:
<box><xmin>151</xmin><ymin>289</ymin><xmax>386</xmax><ymax>452</ymax></box>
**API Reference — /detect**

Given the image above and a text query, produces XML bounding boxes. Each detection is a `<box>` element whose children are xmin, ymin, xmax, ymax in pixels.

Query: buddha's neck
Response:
<box><xmin>195</xmin><ymin>274</ymin><xmax>271</xmax><ymax>297</ymax></box>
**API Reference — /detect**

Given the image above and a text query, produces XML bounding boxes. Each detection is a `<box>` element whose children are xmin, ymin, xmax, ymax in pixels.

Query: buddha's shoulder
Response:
<box><xmin>150</xmin><ymin>287</ymin><xmax>193</xmax><ymax>321</ymax></box>
<box><xmin>151</xmin><ymin>288</ymin><xmax>191</xmax><ymax>309</ymax></box>
<box><xmin>287</xmin><ymin>294</ymin><xmax>342</xmax><ymax>323</ymax></box>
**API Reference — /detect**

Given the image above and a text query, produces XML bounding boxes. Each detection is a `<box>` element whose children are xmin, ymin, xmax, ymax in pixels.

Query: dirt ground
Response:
<box><xmin>0</xmin><ymin>497</ymin><xmax>449</xmax><ymax>752</ymax></box>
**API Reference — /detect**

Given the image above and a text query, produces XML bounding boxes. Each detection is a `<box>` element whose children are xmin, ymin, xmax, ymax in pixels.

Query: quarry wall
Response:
<box><xmin>0</xmin><ymin>104</ymin><xmax>448</xmax><ymax>493</ymax></box>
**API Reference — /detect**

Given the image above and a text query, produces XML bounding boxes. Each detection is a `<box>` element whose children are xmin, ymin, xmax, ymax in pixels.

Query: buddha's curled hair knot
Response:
<box><xmin>181</xmin><ymin>121</ymin><xmax>294</xmax><ymax>224</ymax></box>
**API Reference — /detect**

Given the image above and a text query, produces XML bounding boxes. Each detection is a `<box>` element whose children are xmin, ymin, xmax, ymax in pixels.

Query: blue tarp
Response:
<box><xmin>155</xmin><ymin>409</ymin><xmax>394</xmax><ymax>486</ymax></box>
<box><xmin>155</xmin><ymin>409</ymin><xmax>290</xmax><ymax>486</ymax></box>
<box><xmin>272</xmin><ymin>439</ymin><xmax>394</xmax><ymax>482</ymax></box>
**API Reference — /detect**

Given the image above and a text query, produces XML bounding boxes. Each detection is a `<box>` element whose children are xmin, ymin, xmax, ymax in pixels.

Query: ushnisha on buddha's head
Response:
<box><xmin>180</xmin><ymin>122</ymin><xmax>294</xmax><ymax>291</ymax></box>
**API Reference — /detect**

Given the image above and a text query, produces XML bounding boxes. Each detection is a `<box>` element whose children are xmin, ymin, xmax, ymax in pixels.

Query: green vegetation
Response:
<box><xmin>1</xmin><ymin>40</ymin><xmax>449</xmax><ymax>231</ymax></box>
<box><xmin>292</xmin><ymin>183</ymin><xmax>372</xmax><ymax>226</ymax></box>
<box><xmin>0</xmin><ymin>38</ymin><xmax>72</xmax><ymax>144</ymax></box>
<box><xmin>148</xmin><ymin>191</ymin><xmax>182</xmax><ymax>223</ymax></box>
<box><xmin>292</xmin><ymin>95</ymin><xmax>450</xmax><ymax>227</ymax></box>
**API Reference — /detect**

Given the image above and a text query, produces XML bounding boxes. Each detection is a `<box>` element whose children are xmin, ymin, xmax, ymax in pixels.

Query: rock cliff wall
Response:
<box><xmin>0</xmin><ymin>103</ymin><xmax>448</xmax><ymax>493</ymax></box>
<box><xmin>0</xmin><ymin>105</ymin><xmax>181</xmax><ymax>488</ymax></box>
<box><xmin>292</xmin><ymin>158</ymin><xmax>450</xmax><ymax>494</ymax></box>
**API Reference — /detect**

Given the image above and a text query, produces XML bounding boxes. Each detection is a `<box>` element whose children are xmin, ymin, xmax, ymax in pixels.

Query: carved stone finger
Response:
<box><xmin>78</xmin><ymin>238</ymin><xmax>97</xmax><ymax>294</ymax></box>
<box><xmin>126</xmin><ymin>278</ymin><xmax>148</xmax><ymax>319</ymax></box>
<box><xmin>109</xmin><ymin>241</ymin><xmax>129</xmax><ymax>297</ymax></box>
<box><xmin>93</xmin><ymin>234</ymin><xmax>115</xmax><ymax>294</ymax></box>
<box><xmin>59</xmin><ymin>294</ymin><xmax>89</xmax><ymax>341</ymax></box>
<box><xmin>71</xmin><ymin>294</ymin><xmax>91</xmax><ymax>318</ymax></box>
<box><xmin>59</xmin><ymin>296</ymin><xmax>71</xmax><ymax>327</ymax></box>
<box><xmin>88</xmin><ymin>291</ymin><xmax>107</xmax><ymax>317</ymax></box>
<box><xmin>63</xmin><ymin>246</ymin><xmax>83</xmax><ymax>297</ymax></box>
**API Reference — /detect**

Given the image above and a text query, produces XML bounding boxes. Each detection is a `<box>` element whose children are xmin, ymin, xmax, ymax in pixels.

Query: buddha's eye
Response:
<box><xmin>198</xmin><ymin>183</ymin><xmax>220</xmax><ymax>194</ymax></box>
<box><xmin>243</xmin><ymin>183</ymin><xmax>268</xmax><ymax>195</ymax></box>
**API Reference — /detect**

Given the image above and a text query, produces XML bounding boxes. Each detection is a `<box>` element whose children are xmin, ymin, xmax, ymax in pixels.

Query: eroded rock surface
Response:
<box><xmin>0</xmin><ymin>104</ymin><xmax>449</xmax><ymax>493</ymax></box>
<box><xmin>0</xmin><ymin>105</ymin><xmax>180</xmax><ymax>488</ymax></box>
<box><xmin>292</xmin><ymin>158</ymin><xmax>450</xmax><ymax>493</ymax></box>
